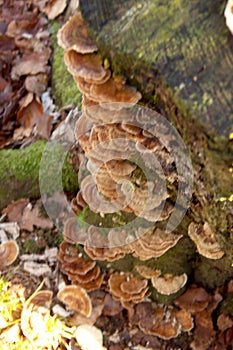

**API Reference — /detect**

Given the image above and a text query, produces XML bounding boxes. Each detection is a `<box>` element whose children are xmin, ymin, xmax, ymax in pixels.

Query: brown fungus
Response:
<box><xmin>57</xmin><ymin>241</ymin><xmax>103</xmax><ymax>291</ymax></box>
<box><xmin>132</xmin><ymin>227</ymin><xmax>183</xmax><ymax>260</ymax></box>
<box><xmin>188</xmin><ymin>221</ymin><xmax>224</xmax><ymax>259</ymax></box>
<box><xmin>64</xmin><ymin>51</ymin><xmax>107</xmax><ymax>82</ymax></box>
<box><xmin>0</xmin><ymin>240</ymin><xmax>19</xmax><ymax>269</ymax></box>
<box><xmin>89</xmin><ymin>77</ymin><xmax>142</xmax><ymax>104</ymax></box>
<box><xmin>57</xmin><ymin>285</ymin><xmax>92</xmax><ymax>317</ymax></box>
<box><xmin>151</xmin><ymin>273</ymin><xmax>188</xmax><ymax>295</ymax></box>
<box><xmin>63</xmin><ymin>217</ymin><xmax>87</xmax><ymax>244</ymax></box>
<box><xmin>108</xmin><ymin>272</ymin><xmax>149</xmax><ymax>304</ymax></box>
<box><xmin>57</xmin><ymin>12</ymin><xmax>98</xmax><ymax>53</ymax></box>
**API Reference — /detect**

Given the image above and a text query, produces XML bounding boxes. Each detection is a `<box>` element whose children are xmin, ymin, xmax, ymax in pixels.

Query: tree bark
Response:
<box><xmin>75</xmin><ymin>0</ymin><xmax>233</xmax><ymax>294</ymax></box>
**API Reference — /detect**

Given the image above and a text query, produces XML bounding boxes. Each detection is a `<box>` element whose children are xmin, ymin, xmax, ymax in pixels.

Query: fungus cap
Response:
<box><xmin>108</xmin><ymin>272</ymin><xmax>149</xmax><ymax>303</ymax></box>
<box><xmin>21</xmin><ymin>290</ymin><xmax>53</xmax><ymax>346</ymax></box>
<box><xmin>0</xmin><ymin>240</ymin><xmax>19</xmax><ymax>268</ymax></box>
<box><xmin>64</xmin><ymin>51</ymin><xmax>107</xmax><ymax>82</ymax></box>
<box><xmin>57</xmin><ymin>12</ymin><xmax>98</xmax><ymax>53</ymax></box>
<box><xmin>188</xmin><ymin>222</ymin><xmax>224</xmax><ymax>259</ymax></box>
<box><xmin>57</xmin><ymin>285</ymin><xmax>92</xmax><ymax>317</ymax></box>
<box><xmin>151</xmin><ymin>273</ymin><xmax>188</xmax><ymax>295</ymax></box>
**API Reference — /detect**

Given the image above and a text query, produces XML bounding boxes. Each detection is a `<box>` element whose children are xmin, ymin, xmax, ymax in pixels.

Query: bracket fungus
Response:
<box><xmin>132</xmin><ymin>227</ymin><xmax>183</xmax><ymax>260</ymax></box>
<box><xmin>64</xmin><ymin>51</ymin><xmax>108</xmax><ymax>83</ymax></box>
<box><xmin>57</xmin><ymin>241</ymin><xmax>104</xmax><ymax>291</ymax></box>
<box><xmin>57</xmin><ymin>285</ymin><xmax>92</xmax><ymax>317</ymax></box>
<box><xmin>151</xmin><ymin>273</ymin><xmax>188</xmax><ymax>295</ymax></box>
<box><xmin>0</xmin><ymin>240</ymin><xmax>19</xmax><ymax>269</ymax></box>
<box><xmin>133</xmin><ymin>302</ymin><xmax>194</xmax><ymax>340</ymax></box>
<box><xmin>188</xmin><ymin>222</ymin><xmax>224</xmax><ymax>259</ymax></box>
<box><xmin>57</xmin><ymin>12</ymin><xmax>98</xmax><ymax>53</ymax></box>
<box><xmin>56</xmin><ymin>10</ymin><xmax>209</xmax><ymax>321</ymax></box>
<box><xmin>108</xmin><ymin>272</ymin><xmax>149</xmax><ymax>305</ymax></box>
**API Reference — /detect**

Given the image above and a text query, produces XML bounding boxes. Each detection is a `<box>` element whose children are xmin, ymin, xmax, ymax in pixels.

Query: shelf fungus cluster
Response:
<box><xmin>55</xmin><ymin>10</ymin><xmax>226</xmax><ymax>341</ymax></box>
<box><xmin>57</xmin><ymin>241</ymin><xmax>104</xmax><ymax>291</ymax></box>
<box><xmin>57</xmin><ymin>10</ymin><xmax>183</xmax><ymax>229</ymax></box>
<box><xmin>188</xmin><ymin>222</ymin><xmax>224</xmax><ymax>260</ymax></box>
<box><xmin>129</xmin><ymin>301</ymin><xmax>194</xmax><ymax>340</ymax></box>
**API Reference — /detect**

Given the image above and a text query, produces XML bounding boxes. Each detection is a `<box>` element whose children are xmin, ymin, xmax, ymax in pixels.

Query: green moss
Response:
<box><xmin>50</xmin><ymin>21</ymin><xmax>82</xmax><ymax>108</ymax></box>
<box><xmin>155</xmin><ymin>237</ymin><xmax>196</xmax><ymax>276</ymax></box>
<box><xmin>78</xmin><ymin>206</ymin><xmax>136</xmax><ymax>229</ymax></box>
<box><xmin>149</xmin><ymin>283</ymin><xmax>186</xmax><ymax>305</ymax></box>
<box><xmin>194</xmin><ymin>256</ymin><xmax>233</xmax><ymax>290</ymax></box>
<box><xmin>0</xmin><ymin>141</ymin><xmax>79</xmax><ymax>209</ymax></box>
<box><xmin>220</xmin><ymin>292</ymin><xmax>233</xmax><ymax>316</ymax></box>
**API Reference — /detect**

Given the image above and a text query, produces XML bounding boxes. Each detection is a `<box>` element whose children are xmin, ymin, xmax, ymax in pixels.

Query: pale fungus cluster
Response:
<box><xmin>55</xmin><ymin>10</ymin><xmax>226</xmax><ymax>342</ymax></box>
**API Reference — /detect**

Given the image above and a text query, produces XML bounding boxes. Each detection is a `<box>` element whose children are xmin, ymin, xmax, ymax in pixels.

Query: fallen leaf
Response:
<box><xmin>0</xmin><ymin>222</ymin><xmax>20</xmax><ymax>240</ymax></box>
<box><xmin>103</xmin><ymin>293</ymin><xmax>123</xmax><ymax>316</ymax></box>
<box><xmin>20</xmin><ymin>204</ymin><xmax>54</xmax><ymax>231</ymax></box>
<box><xmin>17</xmin><ymin>93</ymin><xmax>53</xmax><ymax>138</ymax></box>
<box><xmin>25</xmin><ymin>74</ymin><xmax>48</xmax><ymax>96</ymax></box>
<box><xmin>2</xmin><ymin>198</ymin><xmax>29</xmax><ymax>223</ymax></box>
<box><xmin>34</xmin><ymin>0</ymin><xmax>67</xmax><ymax>20</ymax></box>
<box><xmin>11</xmin><ymin>52</ymin><xmax>50</xmax><ymax>79</ymax></box>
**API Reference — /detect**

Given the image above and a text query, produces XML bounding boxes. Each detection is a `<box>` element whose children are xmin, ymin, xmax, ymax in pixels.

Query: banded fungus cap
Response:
<box><xmin>188</xmin><ymin>222</ymin><xmax>224</xmax><ymax>259</ymax></box>
<box><xmin>72</xmin><ymin>266</ymin><xmax>104</xmax><ymax>292</ymax></box>
<box><xmin>0</xmin><ymin>240</ymin><xmax>19</xmax><ymax>268</ymax></box>
<box><xmin>89</xmin><ymin>77</ymin><xmax>142</xmax><ymax>104</ymax></box>
<box><xmin>63</xmin><ymin>216</ymin><xmax>87</xmax><ymax>245</ymax></box>
<box><xmin>64</xmin><ymin>51</ymin><xmax>108</xmax><ymax>82</ymax></box>
<box><xmin>132</xmin><ymin>227</ymin><xmax>183</xmax><ymax>260</ymax></box>
<box><xmin>151</xmin><ymin>273</ymin><xmax>188</xmax><ymax>295</ymax></box>
<box><xmin>175</xmin><ymin>309</ymin><xmax>194</xmax><ymax>332</ymax></box>
<box><xmin>138</xmin><ymin>305</ymin><xmax>181</xmax><ymax>340</ymax></box>
<box><xmin>108</xmin><ymin>272</ymin><xmax>149</xmax><ymax>303</ymax></box>
<box><xmin>57</xmin><ymin>285</ymin><xmax>92</xmax><ymax>317</ymax></box>
<box><xmin>57</xmin><ymin>12</ymin><xmax>98</xmax><ymax>53</ymax></box>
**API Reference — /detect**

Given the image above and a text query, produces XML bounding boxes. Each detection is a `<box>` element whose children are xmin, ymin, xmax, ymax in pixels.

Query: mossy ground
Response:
<box><xmin>0</xmin><ymin>141</ymin><xmax>79</xmax><ymax>209</ymax></box>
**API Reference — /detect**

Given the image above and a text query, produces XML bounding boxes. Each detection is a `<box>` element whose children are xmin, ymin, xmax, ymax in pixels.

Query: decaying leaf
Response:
<box><xmin>16</xmin><ymin>93</ymin><xmax>53</xmax><ymax>139</ymax></box>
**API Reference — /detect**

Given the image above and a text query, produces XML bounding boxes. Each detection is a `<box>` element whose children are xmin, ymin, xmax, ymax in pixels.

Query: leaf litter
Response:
<box><xmin>1</xmin><ymin>0</ymin><xmax>233</xmax><ymax>349</ymax></box>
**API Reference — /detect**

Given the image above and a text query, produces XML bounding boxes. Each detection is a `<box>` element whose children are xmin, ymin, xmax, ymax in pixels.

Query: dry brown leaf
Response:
<box><xmin>2</xmin><ymin>198</ymin><xmax>29</xmax><ymax>223</ymax></box>
<box><xmin>17</xmin><ymin>93</ymin><xmax>53</xmax><ymax>138</ymax></box>
<box><xmin>25</xmin><ymin>74</ymin><xmax>48</xmax><ymax>96</ymax></box>
<box><xmin>20</xmin><ymin>204</ymin><xmax>54</xmax><ymax>232</ymax></box>
<box><xmin>11</xmin><ymin>51</ymin><xmax>50</xmax><ymax>79</ymax></box>
<box><xmin>102</xmin><ymin>293</ymin><xmax>123</xmax><ymax>316</ymax></box>
<box><xmin>35</xmin><ymin>0</ymin><xmax>67</xmax><ymax>20</ymax></box>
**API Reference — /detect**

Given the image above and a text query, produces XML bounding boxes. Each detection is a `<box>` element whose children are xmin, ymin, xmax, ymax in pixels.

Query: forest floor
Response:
<box><xmin>0</xmin><ymin>1</ymin><xmax>233</xmax><ymax>349</ymax></box>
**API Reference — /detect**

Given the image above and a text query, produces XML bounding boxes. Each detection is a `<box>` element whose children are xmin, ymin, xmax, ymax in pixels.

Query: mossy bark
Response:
<box><xmin>75</xmin><ymin>0</ymin><xmax>233</xmax><ymax>297</ymax></box>
<box><xmin>0</xmin><ymin>141</ymin><xmax>79</xmax><ymax>210</ymax></box>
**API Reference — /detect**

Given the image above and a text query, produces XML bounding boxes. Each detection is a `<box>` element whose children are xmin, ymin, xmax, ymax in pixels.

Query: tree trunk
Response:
<box><xmin>74</xmin><ymin>0</ymin><xmax>233</xmax><ymax>294</ymax></box>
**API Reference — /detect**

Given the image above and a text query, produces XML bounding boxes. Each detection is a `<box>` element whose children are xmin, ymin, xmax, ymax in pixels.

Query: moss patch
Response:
<box><xmin>0</xmin><ymin>141</ymin><xmax>79</xmax><ymax>209</ymax></box>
